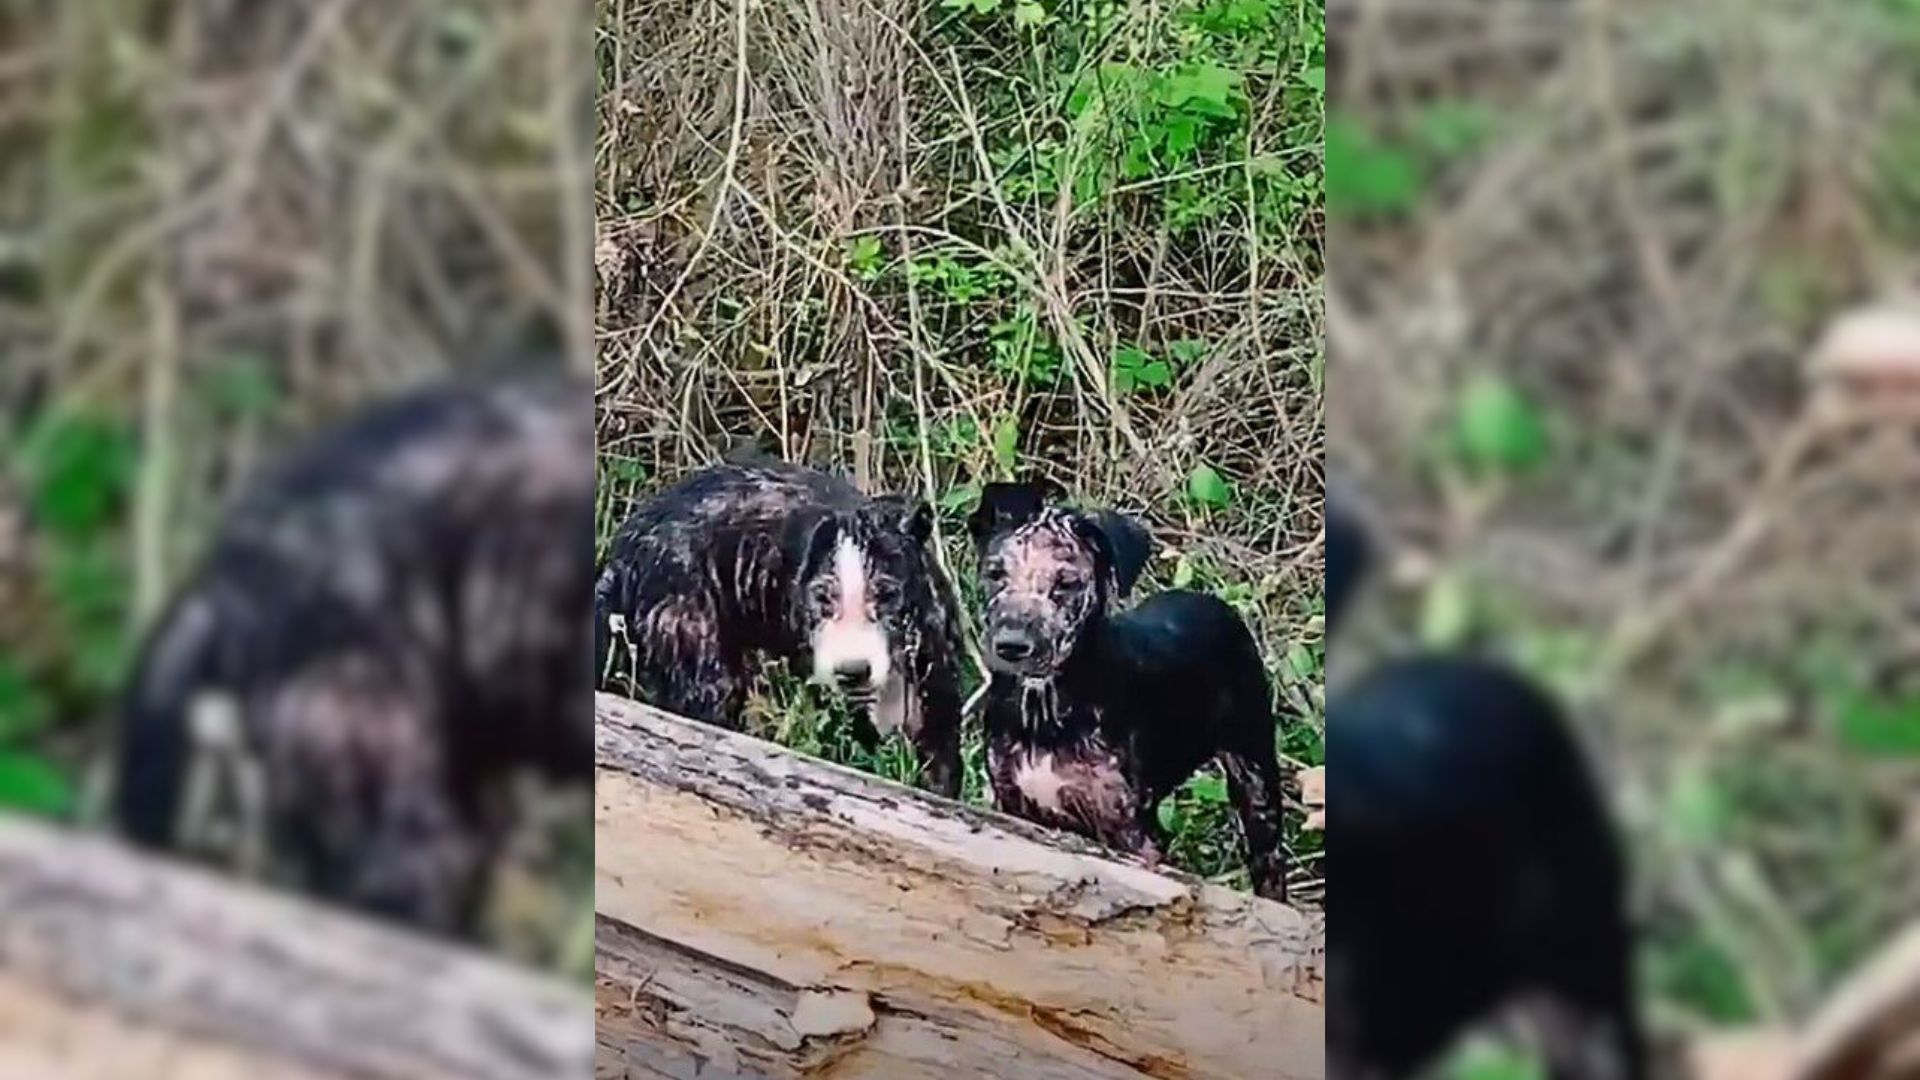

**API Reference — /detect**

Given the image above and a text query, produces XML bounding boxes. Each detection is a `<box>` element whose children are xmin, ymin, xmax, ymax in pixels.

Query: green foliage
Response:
<box><xmin>1832</xmin><ymin>688</ymin><xmax>1920</xmax><ymax>758</ymax></box>
<box><xmin>196</xmin><ymin>354</ymin><xmax>284</xmax><ymax>421</ymax></box>
<box><xmin>19</xmin><ymin>410</ymin><xmax>137</xmax><ymax>539</ymax></box>
<box><xmin>1453</xmin><ymin>374</ymin><xmax>1549</xmax><ymax>473</ymax></box>
<box><xmin>844</xmin><ymin>234</ymin><xmax>886</xmax><ymax>280</ymax></box>
<box><xmin>0</xmin><ymin>408</ymin><xmax>141</xmax><ymax>821</ymax></box>
<box><xmin>1326</xmin><ymin>115</ymin><xmax>1420</xmax><ymax>219</ymax></box>
<box><xmin>1186</xmin><ymin>463</ymin><xmax>1232</xmax><ymax>508</ymax></box>
<box><xmin>1443</xmin><ymin>1039</ymin><xmax>1547</xmax><ymax>1080</ymax></box>
<box><xmin>1327</xmin><ymin>100</ymin><xmax>1501</xmax><ymax>221</ymax></box>
<box><xmin>0</xmin><ymin>753</ymin><xmax>75</xmax><ymax>817</ymax></box>
<box><xmin>1647</xmin><ymin>927</ymin><xmax>1758</xmax><ymax>1024</ymax></box>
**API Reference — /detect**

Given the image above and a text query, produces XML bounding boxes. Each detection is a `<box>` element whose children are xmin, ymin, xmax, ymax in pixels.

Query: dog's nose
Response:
<box><xmin>833</xmin><ymin>659</ymin><xmax>872</xmax><ymax>686</ymax></box>
<box><xmin>991</xmin><ymin>633</ymin><xmax>1035</xmax><ymax>663</ymax></box>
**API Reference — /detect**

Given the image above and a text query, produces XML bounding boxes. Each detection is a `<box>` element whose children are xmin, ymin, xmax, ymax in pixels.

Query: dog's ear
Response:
<box><xmin>872</xmin><ymin>494</ymin><xmax>935</xmax><ymax>546</ymax></box>
<box><xmin>968</xmin><ymin>482</ymin><xmax>1050</xmax><ymax>545</ymax></box>
<box><xmin>785</xmin><ymin>512</ymin><xmax>841</xmax><ymax>587</ymax></box>
<box><xmin>1082</xmin><ymin>511</ymin><xmax>1151</xmax><ymax>598</ymax></box>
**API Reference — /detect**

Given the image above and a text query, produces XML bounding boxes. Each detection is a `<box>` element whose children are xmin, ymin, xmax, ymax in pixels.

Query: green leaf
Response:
<box><xmin>0</xmin><ymin>753</ymin><xmax>76</xmax><ymax>817</ymax></box>
<box><xmin>1444</xmin><ymin>1038</ymin><xmax>1547</xmax><ymax>1080</ymax></box>
<box><xmin>1189</xmin><ymin>774</ymin><xmax>1229</xmax><ymax>804</ymax></box>
<box><xmin>1162</xmin><ymin>63</ymin><xmax>1241</xmax><ymax>118</ymax></box>
<box><xmin>1835</xmin><ymin>690</ymin><xmax>1920</xmax><ymax>757</ymax></box>
<box><xmin>1112</xmin><ymin>345</ymin><xmax>1169</xmax><ymax>394</ymax></box>
<box><xmin>992</xmin><ymin>416</ymin><xmax>1020</xmax><ymax>471</ymax></box>
<box><xmin>1283</xmin><ymin>641</ymin><xmax>1321</xmax><ymax>682</ymax></box>
<box><xmin>1167</xmin><ymin>338</ymin><xmax>1209</xmax><ymax>366</ymax></box>
<box><xmin>938</xmin><ymin>484</ymin><xmax>981</xmax><ymax>514</ymax></box>
<box><xmin>1666</xmin><ymin>761</ymin><xmax>1731</xmax><ymax>845</ymax></box>
<box><xmin>844</xmin><ymin>234</ymin><xmax>884</xmax><ymax>279</ymax></box>
<box><xmin>1454</xmin><ymin>374</ymin><xmax>1549</xmax><ymax>472</ymax></box>
<box><xmin>1326</xmin><ymin>115</ymin><xmax>1422</xmax><ymax>219</ymax></box>
<box><xmin>1418</xmin><ymin>572</ymin><xmax>1473</xmax><ymax>648</ymax></box>
<box><xmin>1156</xmin><ymin>799</ymin><xmax>1180</xmax><ymax>833</ymax></box>
<box><xmin>1012</xmin><ymin>0</ymin><xmax>1046</xmax><ymax>28</ymax></box>
<box><xmin>20</xmin><ymin>412</ymin><xmax>137</xmax><ymax>538</ymax></box>
<box><xmin>1171</xmin><ymin>554</ymin><xmax>1196</xmax><ymax>589</ymax></box>
<box><xmin>0</xmin><ymin>660</ymin><xmax>53</xmax><ymax>742</ymax></box>
<box><xmin>1186</xmin><ymin>464</ymin><xmax>1232</xmax><ymax>508</ymax></box>
<box><xmin>200</xmin><ymin>355</ymin><xmax>281</xmax><ymax>420</ymax></box>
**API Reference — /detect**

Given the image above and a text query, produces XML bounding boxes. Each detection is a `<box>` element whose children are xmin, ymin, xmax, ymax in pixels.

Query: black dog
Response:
<box><xmin>116</xmin><ymin>374</ymin><xmax>595</xmax><ymax>936</ymax></box>
<box><xmin>967</xmin><ymin>482</ymin><xmax>1287</xmax><ymax>900</ymax></box>
<box><xmin>593</xmin><ymin>462</ymin><xmax>965</xmax><ymax>796</ymax></box>
<box><xmin>1327</xmin><ymin>502</ymin><xmax>1644</xmax><ymax>1080</ymax></box>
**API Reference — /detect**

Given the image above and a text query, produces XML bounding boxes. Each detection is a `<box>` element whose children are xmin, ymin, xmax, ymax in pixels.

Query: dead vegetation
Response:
<box><xmin>594</xmin><ymin>0</ymin><xmax>1325</xmax><ymax>897</ymax></box>
<box><xmin>1328</xmin><ymin>0</ymin><xmax>1920</xmax><ymax>1059</ymax></box>
<box><xmin>1</xmin><ymin>0</ymin><xmax>595</xmax><ymax>975</ymax></box>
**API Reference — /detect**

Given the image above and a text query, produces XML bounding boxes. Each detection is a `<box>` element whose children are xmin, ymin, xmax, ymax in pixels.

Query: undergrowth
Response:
<box><xmin>1327</xmin><ymin>0</ymin><xmax>1920</xmax><ymax>1072</ymax></box>
<box><xmin>596</xmin><ymin>0</ymin><xmax>1325</xmax><ymax>898</ymax></box>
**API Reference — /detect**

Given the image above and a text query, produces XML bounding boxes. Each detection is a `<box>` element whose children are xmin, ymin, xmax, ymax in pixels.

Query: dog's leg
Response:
<box><xmin>1112</xmin><ymin>750</ymin><xmax>1167</xmax><ymax>867</ymax></box>
<box><xmin>648</xmin><ymin>667</ymin><xmax>745</xmax><ymax>728</ymax></box>
<box><xmin>630</xmin><ymin>595</ymin><xmax>748</xmax><ymax>727</ymax></box>
<box><xmin>1221</xmin><ymin>742</ymin><xmax>1288</xmax><ymax>901</ymax></box>
<box><xmin>260</xmin><ymin>657</ymin><xmax>490</xmax><ymax>937</ymax></box>
<box><xmin>984</xmin><ymin>734</ymin><xmax>1027</xmax><ymax>815</ymax></box>
<box><xmin>909</xmin><ymin>675</ymin><xmax>963</xmax><ymax>798</ymax></box>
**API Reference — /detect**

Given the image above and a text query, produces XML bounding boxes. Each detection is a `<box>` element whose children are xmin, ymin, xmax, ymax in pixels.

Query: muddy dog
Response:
<box><xmin>967</xmin><ymin>481</ymin><xmax>1287</xmax><ymax>900</ymax></box>
<box><xmin>593</xmin><ymin>462</ymin><xmax>965</xmax><ymax>796</ymax></box>
<box><xmin>1327</xmin><ymin>498</ymin><xmax>1644</xmax><ymax>1080</ymax></box>
<box><xmin>116</xmin><ymin>374</ymin><xmax>595</xmax><ymax>936</ymax></box>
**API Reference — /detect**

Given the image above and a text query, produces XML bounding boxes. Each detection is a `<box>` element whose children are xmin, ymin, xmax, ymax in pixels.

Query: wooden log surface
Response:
<box><xmin>0</xmin><ymin>817</ymin><xmax>594</xmax><ymax>1080</ymax></box>
<box><xmin>593</xmin><ymin>692</ymin><xmax>1325</xmax><ymax>1080</ymax></box>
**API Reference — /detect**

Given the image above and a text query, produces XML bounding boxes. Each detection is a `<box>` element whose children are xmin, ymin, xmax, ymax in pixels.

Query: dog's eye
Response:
<box><xmin>1053</xmin><ymin>574</ymin><xmax>1086</xmax><ymax>595</ymax></box>
<box><xmin>983</xmin><ymin>565</ymin><xmax>1007</xmax><ymax>586</ymax></box>
<box><xmin>872</xmin><ymin>580</ymin><xmax>899</xmax><ymax>605</ymax></box>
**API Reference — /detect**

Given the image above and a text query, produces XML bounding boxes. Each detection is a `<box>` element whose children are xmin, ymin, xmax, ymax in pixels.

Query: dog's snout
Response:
<box><xmin>991</xmin><ymin>632</ymin><xmax>1036</xmax><ymax>663</ymax></box>
<box><xmin>833</xmin><ymin>659</ymin><xmax>873</xmax><ymax>686</ymax></box>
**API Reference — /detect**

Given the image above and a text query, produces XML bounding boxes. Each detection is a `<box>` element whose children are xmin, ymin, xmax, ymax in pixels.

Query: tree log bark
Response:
<box><xmin>593</xmin><ymin>692</ymin><xmax>1325</xmax><ymax>1080</ymax></box>
<box><xmin>0</xmin><ymin>818</ymin><xmax>594</xmax><ymax>1080</ymax></box>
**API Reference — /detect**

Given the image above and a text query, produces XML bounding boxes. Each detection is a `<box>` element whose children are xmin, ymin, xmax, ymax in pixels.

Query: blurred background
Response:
<box><xmin>1327</xmin><ymin>0</ymin><xmax>1920</xmax><ymax>1074</ymax></box>
<box><xmin>0</xmin><ymin>0</ymin><xmax>593</xmax><ymax>976</ymax></box>
<box><xmin>593</xmin><ymin>0</ymin><xmax>1325</xmax><ymax>897</ymax></box>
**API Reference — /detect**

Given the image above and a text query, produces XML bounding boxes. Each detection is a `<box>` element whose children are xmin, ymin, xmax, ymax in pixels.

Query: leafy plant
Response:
<box><xmin>1187</xmin><ymin>463</ymin><xmax>1233</xmax><ymax>508</ymax></box>
<box><xmin>1453</xmin><ymin>374</ymin><xmax>1549</xmax><ymax>473</ymax></box>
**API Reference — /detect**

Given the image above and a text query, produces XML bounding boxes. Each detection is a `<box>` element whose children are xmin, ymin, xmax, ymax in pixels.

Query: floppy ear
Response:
<box><xmin>1083</xmin><ymin>511</ymin><xmax>1151</xmax><ymax>598</ymax></box>
<box><xmin>967</xmin><ymin>482</ymin><xmax>1050</xmax><ymax>546</ymax></box>
<box><xmin>784</xmin><ymin>512</ymin><xmax>841</xmax><ymax>590</ymax></box>
<box><xmin>872</xmin><ymin>494</ymin><xmax>935</xmax><ymax>546</ymax></box>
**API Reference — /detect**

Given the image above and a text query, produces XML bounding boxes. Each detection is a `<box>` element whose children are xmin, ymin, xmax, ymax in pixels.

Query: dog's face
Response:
<box><xmin>790</xmin><ymin>497</ymin><xmax>934</xmax><ymax>707</ymax></box>
<box><xmin>967</xmin><ymin>482</ymin><xmax>1149</xmax><ymax>678</ymax></box>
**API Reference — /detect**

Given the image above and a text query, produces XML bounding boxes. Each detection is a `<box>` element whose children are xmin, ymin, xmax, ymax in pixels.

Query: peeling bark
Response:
<box><xmin>593</xmin><ymin>692</ymin><xmax>1325</xmax><ymax>1079</ymax></box>
<box><xmin>0</xmin><ymin>818</ymin><xmax>593</xmax><ymax>1080</ymax></box>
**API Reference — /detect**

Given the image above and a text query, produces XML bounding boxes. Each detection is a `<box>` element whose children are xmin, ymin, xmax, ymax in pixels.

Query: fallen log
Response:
<box><xmin>593</xmin><ymin>692</ymin><xmax>1325</xmax><ymax>1079</ymax></box>
<box><xmin>0</xmin><ymin>817</ymin><xmax>594</xmax><ymax>1080</ymax></box>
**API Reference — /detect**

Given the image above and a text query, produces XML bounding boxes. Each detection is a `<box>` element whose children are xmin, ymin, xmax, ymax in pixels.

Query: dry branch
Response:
<box><xmin>0</xmin><ymin>818</ymin><xmax>594</xmax><ymax>1080</ymax></box>
<box><xmin>593</xmin><ymin>692</ymin><xmax>1325</xmax><ymax>1079</ymax></box>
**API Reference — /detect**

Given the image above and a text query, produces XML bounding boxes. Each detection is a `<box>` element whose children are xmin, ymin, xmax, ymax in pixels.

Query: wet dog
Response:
<box><xmin>1327</xmin><ymin>499</ymin><xmax>1644</xmax><ymax>1080</ymax></box>
<box><xmin>593</xmin><ymin>462</ymin><xmax>965</xmax><ymax>796</ymax></box>
<box><xmin>115</xmin><ymin>374</ymin><xmax>595</xmax><ymax>936</ymax></box>
<box><xmin>967</xmin><ymin>482</ymin><xmax>1288</xmax><ymax>900</ymax></box>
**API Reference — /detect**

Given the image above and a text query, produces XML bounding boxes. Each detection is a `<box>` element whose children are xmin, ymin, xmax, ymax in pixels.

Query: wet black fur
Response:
<box><xmin>116</xmin><ymin>373</ymin><xmax>596</xmax><ymax>936</ymax></box>
<box><xmin>593</xmin><ymin>462</ymin><xmax>965</xmax><ymax>796</ymax></box>
<box><xmin>967</xmin><ymin>481</ymin><xmax>1289</xmax><ymax>900</ymax></box>
<box><xmin>1327</xmin><ymin>498</ymin><xmax>1644</xmax><ymax>1080</ymax></box>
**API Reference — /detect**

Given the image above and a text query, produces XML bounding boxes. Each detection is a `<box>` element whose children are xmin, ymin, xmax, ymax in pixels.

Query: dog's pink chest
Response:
<box><xmin>1007</xmin><ymin>746</ymin><xmax>1131</xmax><ymax>825</ymax></box>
